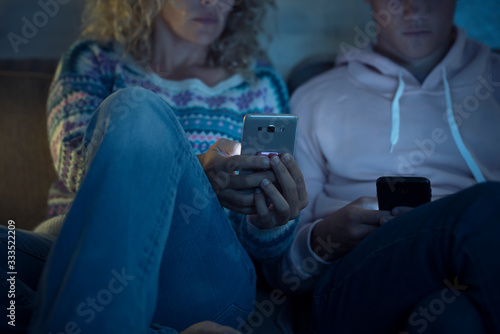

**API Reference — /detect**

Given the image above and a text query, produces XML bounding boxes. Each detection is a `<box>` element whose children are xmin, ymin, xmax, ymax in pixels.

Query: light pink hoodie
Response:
<box><xmin>277</xmin><ymin>27</ymin><xmax>500</xmax><ymax>288</ymax></box>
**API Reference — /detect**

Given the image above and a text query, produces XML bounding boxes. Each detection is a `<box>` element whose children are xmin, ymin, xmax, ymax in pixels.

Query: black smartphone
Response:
<box><xmin>376</xmin><ymin>176</ymin><xmax>432</xmax><ymax>211</ymax></box>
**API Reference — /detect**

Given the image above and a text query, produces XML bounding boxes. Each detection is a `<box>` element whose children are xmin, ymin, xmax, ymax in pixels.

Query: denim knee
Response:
<box><xmin>467</xmin><ymin>181</ymin><xmax>500</xmax><ymax>201</ymax></box>
<box><xmin>455</xmin><ymin>181</ymin><xmax>500</xmax><ymax>218</ymax></box>
<box><xmin>405</xmin><ymin>290</ymin><xmax>487</xmax><ymax>334</ymax></box>
<box><xmin>83</xmin><ymin>87</ymin><xmax>187</xmax><ymax>168</ymax></box>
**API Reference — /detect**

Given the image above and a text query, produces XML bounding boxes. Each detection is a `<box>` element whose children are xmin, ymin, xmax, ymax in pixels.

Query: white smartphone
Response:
<box><xmin>241</xmin><ymin>114</ymin><xmax>298</xmax><ymax>158</ymax></box>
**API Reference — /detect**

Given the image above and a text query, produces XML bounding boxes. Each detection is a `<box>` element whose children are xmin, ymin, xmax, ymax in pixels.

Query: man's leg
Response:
<box><xmin>404</xmin><ymin>290</ymin><xmax>487</xmax><ymax>334</ymax></box>
<box><xmin>311</xmin><ymin>182</ymin><xmax>500</xmax><ymax>333</ymax></box>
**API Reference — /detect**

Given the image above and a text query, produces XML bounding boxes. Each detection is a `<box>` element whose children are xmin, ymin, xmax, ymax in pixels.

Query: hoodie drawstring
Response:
<box><xmin>442</xmin><ymin>67</ymin><xmax>486</xmax><ymax>183</ymax></box>
<box><xmin>390</xmin><ymin>72</ymin><xmax>405</xmax><ymax>153</ymax></box>
<box><xmin>389</xmin><ymin>68</ymin><xmax>485</xmax><ymax>183</ymax></box>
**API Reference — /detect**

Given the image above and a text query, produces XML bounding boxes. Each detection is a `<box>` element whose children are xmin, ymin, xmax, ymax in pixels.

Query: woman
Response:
<box><xmin>0</xmin><ymin>0</ymin><xmax>307</xmax><ymax>333</ymax></box>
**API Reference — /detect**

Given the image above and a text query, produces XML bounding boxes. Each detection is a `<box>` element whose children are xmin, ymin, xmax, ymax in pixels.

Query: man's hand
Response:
<box><xmin>311</xmin><ymin>197</ymin><xmax>393</xmax><ymax>261</ymax></box>
<box><xmin>198</xmin><ymin>138</ymin><xmax>275</xmax><ymax>215</ymax></box>
<box><xmin>180</xmin><ymin>321</ymin><xmax>240</xmax><ymax>334</ymax></box>
<box><xmin>251</xmin><ymin>153</ymin><xmax>308</xmax><ymax>229</ymax></box>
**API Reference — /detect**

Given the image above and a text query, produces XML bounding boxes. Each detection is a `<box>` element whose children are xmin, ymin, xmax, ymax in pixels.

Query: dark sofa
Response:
<box><xmin>0</xmin><ymin>59</ymin><xmax>59</xmax><ymax>230</ymax></box>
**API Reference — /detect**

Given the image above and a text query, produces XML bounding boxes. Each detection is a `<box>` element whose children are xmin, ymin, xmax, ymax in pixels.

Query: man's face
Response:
<box><xmin>367</xmin><ymin>0</ymin><xmax>457</xmax><ymax>62</ymax></box>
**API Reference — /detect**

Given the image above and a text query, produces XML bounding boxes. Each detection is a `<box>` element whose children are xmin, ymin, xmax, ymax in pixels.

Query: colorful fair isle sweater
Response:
<box><xmin>39</xmin><ymin>40</ymin><xmax>295</xmax><ymax>260</ymax></box>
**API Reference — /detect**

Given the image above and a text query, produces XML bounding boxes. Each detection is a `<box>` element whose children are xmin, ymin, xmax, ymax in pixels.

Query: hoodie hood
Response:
<box><xmin>336</xmin><ymin>27</ymin><xmax>490</xmax><ymax>92</ymax></box>
<box><xmin>335</xmin><ymin>27</ymin><xmax>492</xmax><ymax>183</ymax></box>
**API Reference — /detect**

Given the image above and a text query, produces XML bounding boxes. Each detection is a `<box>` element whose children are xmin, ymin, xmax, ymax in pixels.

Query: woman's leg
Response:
<box><xmin>0</xmin><ymin>228</ymin><xmax>55</xmax><ymax>333</ymax></box>
<box><xmin>311</xmin><ymin>182</ymin><xmax>500</xmax><ymax>333</ymax></box>
<box><xmin>29</xmin><ymin>87</ymin><xmax>255</xmax><ymax>334</ymax></box>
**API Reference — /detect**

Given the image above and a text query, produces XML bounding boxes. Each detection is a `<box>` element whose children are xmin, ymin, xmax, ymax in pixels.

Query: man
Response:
<box><xmin>271</xmin><ymin>0</ymin><xmax>500</xmax><ymax>333</ymax></box>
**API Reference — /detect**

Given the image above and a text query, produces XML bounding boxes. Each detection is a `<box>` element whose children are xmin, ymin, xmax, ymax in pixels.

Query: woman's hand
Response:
<box><xmin>251</xmin><ymin>153</ymin><xmax>308</xmax><ymax>229</ymax></box>
<box><xmin>199</xmin><ymin>138</ymin><xmax>276</xmax><ymax>215</ymax></box>
<box><xmin>180</xmin><ymin>321</ymin><xmax>240</xmax><ymax>334</ymax></box>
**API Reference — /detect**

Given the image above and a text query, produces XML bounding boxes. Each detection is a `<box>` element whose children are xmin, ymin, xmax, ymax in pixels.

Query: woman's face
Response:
<box><xmin>161</xmin><ymin>0</ymin><xmax>236</xmax><ymax>46</ymax></box>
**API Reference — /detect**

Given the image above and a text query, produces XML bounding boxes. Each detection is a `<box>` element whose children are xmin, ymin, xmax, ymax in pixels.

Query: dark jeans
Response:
<box><xmin>311</xmin><ymin>182</ymin><xmax>500</xmax><ymax>333</ymax></box>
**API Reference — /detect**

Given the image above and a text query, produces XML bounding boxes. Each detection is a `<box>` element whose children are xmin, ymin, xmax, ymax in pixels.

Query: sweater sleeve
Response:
<box><xmin>47</xmin><ymin>41</ymin><xmax>113</xmax><ymax>195</ymax></box>
<box><xmin>230</xmin><ymin>67</ymin><xmax>299</xmax><ymax>261</ymax></box>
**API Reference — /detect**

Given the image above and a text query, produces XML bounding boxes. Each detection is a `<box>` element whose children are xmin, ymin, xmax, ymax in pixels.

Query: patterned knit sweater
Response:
<box><xmin>41</xmin><ymin>40</ymin><xmax>296</xmax><ymax>260</ymax></box>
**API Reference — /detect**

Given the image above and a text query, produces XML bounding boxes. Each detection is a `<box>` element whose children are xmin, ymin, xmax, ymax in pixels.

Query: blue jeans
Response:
<box><xmin>0</xmin><ymin>87</ymin><xmax>256</xmax><ymax>333</ymax></box>
<box><xmin>311</xmin><ymin>182</ymin><xmax>500</xmax><ymax>333</ymax></box>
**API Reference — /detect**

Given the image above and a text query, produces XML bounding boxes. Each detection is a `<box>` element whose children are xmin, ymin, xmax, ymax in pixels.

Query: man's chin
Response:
<box><xmin>399</xmin><ymin>47</ymin><xmax>436</xmax><ymax>62</ymax></box>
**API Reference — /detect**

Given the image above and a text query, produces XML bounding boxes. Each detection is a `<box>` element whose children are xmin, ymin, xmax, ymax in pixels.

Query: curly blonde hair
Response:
<box><xmin>81</xmin><ymin>0</ymin><xmax>275</xmax><ymax>73</ymax></box>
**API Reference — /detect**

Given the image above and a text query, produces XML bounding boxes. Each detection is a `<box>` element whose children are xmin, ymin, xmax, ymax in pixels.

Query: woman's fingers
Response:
<box><xmin>280</xmin><ymin>153</ymin><xmax>308</xmax><ymax>213</ymax></box>
<box><xmin>268</xmin><ymin>153</ymin><xmax>309</xmax><ymax>219</ymax></box>
<box><xmin>226</xmin><ymin>154</ymin><xmax>270</xmax><ymax>173</ymax></box>
<box><xmin>208</xmin><ymin>169</ymin><xmax>276</xmax><ymax>199</ymax></box>
<box><xmin>281</xmin><ymin>154</ymin><xmax>307</xmax><ymax>199</ymax></box>
<box><xmin>205</xmin><ymin>147</ymin><xmax>308</xmax><ymax>223</ymax></box>
<box><xmin>259</xmin><ymin>179</ymin><xmax>290</xmax><ymax>226</ymax></box>
<box><xmin>217</xmin><ymin>189</ymin><xmax>254</xmax><ymax>207</ymax></box>
<box><xmin>220</xmin><ymin>199</ymin><xmax>256</xmax><ymax>215</ymax></box>
<box><xmin>270</xmin><ymin>155</ymin><xmax>298</xmax><ymax>204</ymax></box>
<box><xmin>253</xmin><ymin>188</ymin><xmax>274</xmax><ymax>229</ymax></box>
<box><xmin>228</xmin><ymin>170</ymin><xmax>276</xmax><ymax>189</ymax></box>
<box><xmin>252</xmin><ymin>154</ymin><xmax>309</xmax><ymax>227</ymax></box>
